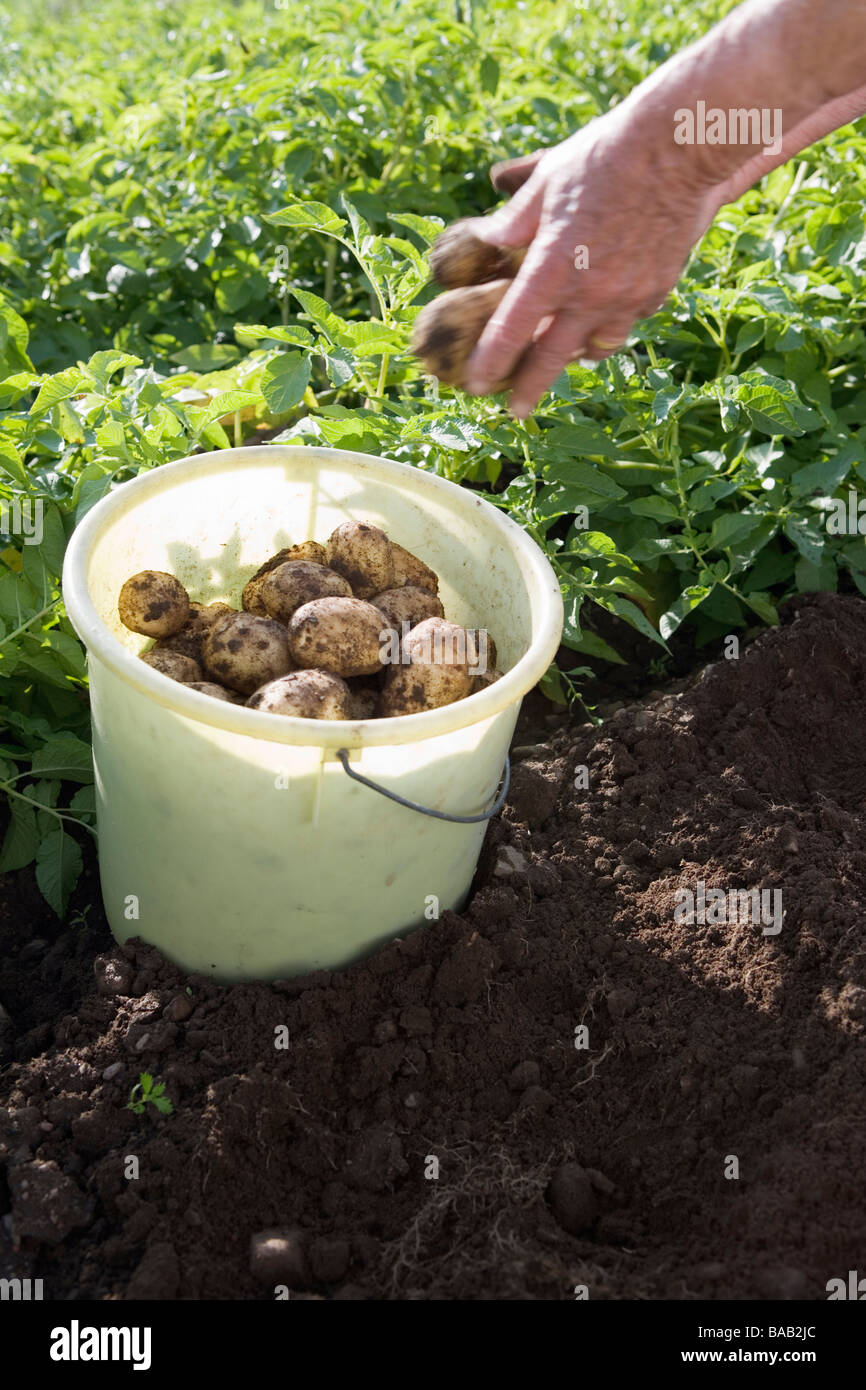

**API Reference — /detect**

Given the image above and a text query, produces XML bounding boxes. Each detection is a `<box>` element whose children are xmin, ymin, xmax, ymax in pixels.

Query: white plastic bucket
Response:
<box><xmin>62</xmin><ymin>445</ymin><xmax>563</xmax><ymax>982</ymax></box>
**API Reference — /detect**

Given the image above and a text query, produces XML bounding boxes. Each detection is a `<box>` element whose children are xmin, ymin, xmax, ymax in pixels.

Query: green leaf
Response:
<box><xmin>30</xmin><ymin>367</ymin><xmax>86</xmax><ymax>414</ymax></box>
<box><xmin>567</xmin><ymin>628</ymin><xmax>626</xmax><ymax>664</ymax></box>
<box><xmin>389</xmin><ymin>213</ymin><xmax>445</xmax><ymax>245</ymax></box>
<box><xmin>480</xmin><ymin>55</ymin><xmax>499</xmax><ymax>95</ymax></box>
<box><xmin>595</xmin><ymin>593</ymin><xmax>668</xmax><ymax>650</ymax></box>
<box><xmin>659</xmin><ymin>584</ymin><xmax>711</xmax><ymax>640</ymax></box>
<box><xmin>169</xmin><ymin>343</ymin><xmax>241</xmax><ymax>372</ymax></box>
<box><xmin>741</xmin><ymin>590</ymin><xmax>779</xmax><ymax>624</ymax></box>
<box><xmin>325</xmin><ymin>348</ymin><xmax>355</xmax><ymax>387</ymax></box>
<box><xmin>710</xmin><ymin>511</ymin><xmax>763</xmax><ymax>549</ymax></box>
<box><xmin>86</xmin><ymin>349</ymin><xmax>142</xmax><ymax>383</ymax></box>
<box><xmin>69</xmin><ymin>785</ymin><xmax>96</xmax><ymax>816</ymax></box>
<box><xmin>0</xmin><ymin>442</ymin><xmax>28</xmax><ymax>486</ymax></box>
<box><xmin>0</xmin><ymin>798</ymin><xmax>40</xmax><ymax>872</ymax></box>
<box><xmin>260</xmin><ymin>353</ymin><xmax>311</xmax><ymax>413</ymax></box>
<box><xmin>76</xmin><ymin>474</ymin><xmax>115</xmax><ymax>523</ymax></box>
<box><xmin>629</xmin><ymin>495</ymin><xmax>680</xmax><ymax>521</ymax></box>
<box><xmin>795</xmin><ymin>553</ymin><xmax>837</xmax><ymax>592</ymax></box>
<box><xmin>292</xmin><ymin>289</ymin><xmax>345</xmax><ymax>338</ymax></box>
<box><xmin>265</xmin><ymin>200</ymin><xmax>346</xmax><ymax>235</ymax></box>
<box><xmin>784</xmin><ymin>516</ymin><xmax>825</xmax><ymax>566</ymax></box>
<box><xmin>0</xmin><ymin>371</ymin><xmax>39</xmax><ymax>409</ymax></box>
<box><xmin>35</xmin><ymin>827</ymin><xmax>83</xmax><ymax>917</ymax></box>
<box><xmin>652</xmin><ymin>386</ymin><xmax>684</xmax><ymax>422</ymax></box>
<box><xmin>541</xmin><ymin>456</ymin><xmax>626</xmax><ymax>498</ymax></box>
<box><xmin>732</xmin><ymin>371</ymin><xmax>818</xmax><ymax>436</ymax></box>
<box><xmin>44</xmin><ymin>630</ymin><xmax>87</xmax><ymax>677</ymax></box>
<box><xmin>31</xmin><ymin>735</ymin><xmax>94</xmax><ymax>783</ymax></box>
<box><xmin>791</xmin><ymin>442</ymin><xmax>861</xmax><ymax>497</ymax></box>
<box><xmin>192</xmin><ymin>391</ymin><xmax>260</xmax><ymax>428</ymax></box>
<box><xmin>233</xmin><ymin>324</ymin><xmax>313</xmax><ymax>348</ymax></box>
<box><xmin>38</xmin><ymin>504</ymin><xmax>68</xmax><ymax>577</ymax></box>
<box><xmin>734</xmin><ymin>320</ymin><xmax>765</xmax><ymax>354</ymax></box>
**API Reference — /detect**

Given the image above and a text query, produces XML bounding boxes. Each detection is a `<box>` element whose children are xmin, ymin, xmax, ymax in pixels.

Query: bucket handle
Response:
<box><xmin>336</xmin><ymin>749</ymin><xmax>511</xmax><ymax>824</ymax></box>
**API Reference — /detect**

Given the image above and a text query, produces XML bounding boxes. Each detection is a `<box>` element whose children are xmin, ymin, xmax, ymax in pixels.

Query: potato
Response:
<box><xmin>119</xmin><ymin>571</ymin><xmax>190</xmax><ymax>638</ymax></box>
<box><xmin>471</xmin><ymin>667</ymin><xmax>504</xmax><ymax>693</ymax></box>
<box><xmin>259</xmin><ymin>560</ymin><xmax>351</xmax><ymax>623</ymax></box>
<box><xmin>202</xmin><ymin>612</ymin><xmax>292</xmax><ymax>694</ymax></box>
<box><xmin>371</xmin><ymin>585</ymin><xmax>444</xmax><ymax>633</ymax></box>
<box><xmin>183</xmin><ymin>680</ymin><xmax>239</xmax><ymax>702</ymax></box>
<box><xmin>247</xmin><ymin>670</ymin><xmax>352</xmax><ymax>720</ymax></box>
<box><xmin>153</xmin><ymin>601</ymin><xmax>235</xmax><ymax>663</ymax></box>
<box><xmin>379</xmin><ymin>661</ymin><xmax>472</xmax><ymax>716</ymax></box>
<box><xmin>284</xmin><ymin>541</ymin><xmax>327</xmax><ymax>566</ymax></box>
<box><xmin>240</xmin><ymin>577</ymin><xmax>268</xmax><ymax>617</ymax></box>
<box><xmin>464</xmin><ymin>628</ymin><xmax>497</xmax><ymax>674</ymax></box>
<box><xmin>411</xmin><ymin>279</ymin><xmax>516</xmax><ymax>392</ymax></box>
<box><xmin>430</xmin><ymin>219</ymin><xmax>526</xmax><ymax>289</ymax></box>
<box><xmin>140</xmin><ymin>650</ymin><xmax>202</xmax><ymax>683</ymax></box>
<box><xmin>242</xmin><ymin>543</ymin><xmax>328</xmax><ymax>615</ymax></box>
<box><xmin>404</xmin><ymin>617</ymin><xmax>475</xmax><ymax>671</ymax></box>
<box><xmin>379</xmin><ymin>617</ymin><xmax>475</xmax><ymax>715</ymax></box>
<box><xmin>390</xmin><ymin>542</ymin><xmax>439</xmax><ymax>594</ymax></box>
<box><xmin>344</xmin><ymin>675</ymin><xmax>383</xmax><ymax>721</ymax></box>
<box><xmin>288</xmin><ymin>596</ymin><xmax>386</xmax><ymax>678</ymax></box>
<box><xmin>325</xmin><ymin>520</ymin><xmax>395</xmax><ymax>598</ymax></box>
<box><xmin>202</xmin><ymin>601</ymin><xmax>240</xmax><ymax>627</ymax></box>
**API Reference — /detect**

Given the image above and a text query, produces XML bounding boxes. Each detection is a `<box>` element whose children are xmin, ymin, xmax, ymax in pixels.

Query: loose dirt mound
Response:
<box><xmin>2</xmin><ymin>592</ymin><xmax>865</xmax><ymax>1300</ymax></box>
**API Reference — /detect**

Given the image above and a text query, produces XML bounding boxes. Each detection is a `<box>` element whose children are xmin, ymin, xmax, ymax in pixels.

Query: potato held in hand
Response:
<box><xmin>247</xmin><ymin>670</ymin><xmax>352</xmax><ymax>719</ymax></box>
<box><xmin>325</xmin><ymin>521</ymin><xmax>394</xmax><ymax>599</ymax></box>
<box><xmin>202</xmin><ymin>612</ymin><xmax>292</xmax><ymax>694</ymax></box>
<box><xmin>118</xmin><ymin>571</ymin><xmax>189</xmax><ymax>638</ymax></box>
<box><xmin>430</xmin><ymin>219</ymin><xmax>526</xmax><ymax>289</ymax></box>
<box><xmin>411</xmin><ymin>279</ymin><xmax>515</xmax><ymax>393</ymax></box>
<box><xmin>289</xmin><ymin>596</ymin><xmax>386</xmax><ymax>678</ymax></box>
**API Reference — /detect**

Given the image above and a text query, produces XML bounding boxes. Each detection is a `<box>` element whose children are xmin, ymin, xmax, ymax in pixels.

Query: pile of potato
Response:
<box><xmin>117</xmin><ymin>522</ymin><xmax>502</xmax><ymax>720</ymax></box>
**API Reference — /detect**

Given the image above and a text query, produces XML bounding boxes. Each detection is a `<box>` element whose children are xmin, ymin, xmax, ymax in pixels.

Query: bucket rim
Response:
<box><xmin>62</xmin><ymin>444</ymin><xmax>564</xmax><ymax>750</ymax></box>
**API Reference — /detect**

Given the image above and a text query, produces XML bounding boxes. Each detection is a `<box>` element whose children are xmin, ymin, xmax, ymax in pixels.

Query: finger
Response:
<box><xmin>584</xmin><ymin>316</ymin><xmax>638</xmax><ymax>359</ymax></box>
<box><xmin>505</xmin><ymin>311</ymin><xmax>588</xmax><ymax>419</ymax></box>
<box><xmin>464</xmin><ymin>238</ymin><xmax>570</xmax><ymax>394</ymax></box>
<box><xmin>489</xmin><ymin>149</ymin><xmax>546</xmax><ymax>195</ymax></box>
<box><xmin>472</xmin><ymin>172</ymin><xmax>544</xmax><ymax>249</ymax></box>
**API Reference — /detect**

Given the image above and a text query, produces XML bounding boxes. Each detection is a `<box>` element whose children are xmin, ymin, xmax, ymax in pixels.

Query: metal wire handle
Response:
<box><xmin>336</xmin><ymin>749</ymin><xmax>511</xmax><ymax>824</ymax></box>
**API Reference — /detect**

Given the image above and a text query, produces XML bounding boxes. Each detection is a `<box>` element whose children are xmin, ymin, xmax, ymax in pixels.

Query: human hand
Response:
<box><xmin>464</xmin><ymin>111</ymin><xmax>726</xmax><ymax>417</ymax></box>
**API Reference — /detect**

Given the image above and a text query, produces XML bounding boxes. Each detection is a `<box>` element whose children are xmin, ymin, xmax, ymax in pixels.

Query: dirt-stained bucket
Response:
<box><xmin>62</xmin><ymin>445</ymin><xmax>563</xmax><ymax>981</ymax></box>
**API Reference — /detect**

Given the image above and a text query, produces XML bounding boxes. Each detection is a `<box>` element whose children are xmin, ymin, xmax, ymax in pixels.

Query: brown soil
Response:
<box><xmin>1</xmin><ymin>591</ymin><xmax>865</xmax><ymax>1301</ymax></box>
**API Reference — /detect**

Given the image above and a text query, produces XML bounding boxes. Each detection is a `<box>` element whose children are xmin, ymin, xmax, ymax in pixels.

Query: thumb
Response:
<box><xmin>472</xmin><ymin>174</ymin><xmax>544</xmax><ymax>250</ymax></box>
<box><xmin>490</xmin><ymin>148</ymin><xmax>546</xmax><ymax>194</ymax></box>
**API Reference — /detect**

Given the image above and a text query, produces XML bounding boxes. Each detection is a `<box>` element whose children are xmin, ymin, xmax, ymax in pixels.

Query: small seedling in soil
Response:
<box><xmin>127</xmin><ymin>1072</ymin><xmax>173</xmax><ymax>1116</ymax></box>
<box><xmin>68</xmin><ymin>905</ymin><xmax>93</xmax><ymax>932</ymax></box>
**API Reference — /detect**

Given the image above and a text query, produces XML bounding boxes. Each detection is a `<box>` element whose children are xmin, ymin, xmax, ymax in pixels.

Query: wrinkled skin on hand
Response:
<box><xmin>464</xmin><ymin>113</ymin><xmax>728</xmax><ymax>418</ymax></box>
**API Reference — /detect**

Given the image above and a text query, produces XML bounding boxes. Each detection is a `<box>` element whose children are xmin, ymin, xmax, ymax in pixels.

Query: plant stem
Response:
<box><xmin>323</xmin><ymin>238</ymin><xmax>337</xmax><ymax>304</ymax></box>
<box><xmin>0</xmin><ymin>782</ymin><xmax>97</xmax><ymax>838</ymax></box>
<box><xmin>0</xmin><ymin>601</ymin><xmax>61</xmax><ymax>648</ymax></box>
